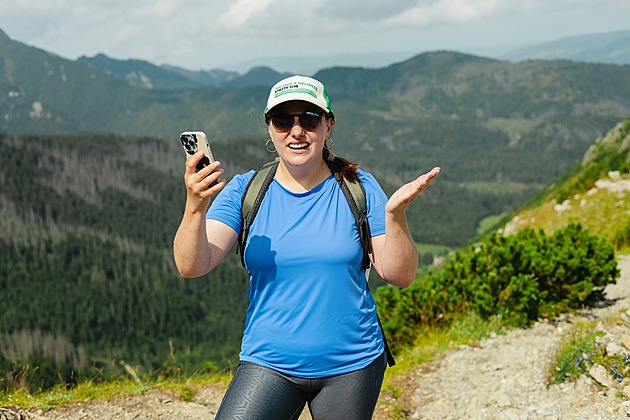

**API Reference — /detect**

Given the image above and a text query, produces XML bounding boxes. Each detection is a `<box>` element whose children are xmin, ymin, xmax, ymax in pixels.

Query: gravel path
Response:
<box><xmin>7</xmin><ymin>255</ymin><xmax>630</xmax><ymax>420</ymax></box>
<box><xmin>408</xmin><ymin>254</ymin><xmax>630</xmax><ymax>420</ymax></box>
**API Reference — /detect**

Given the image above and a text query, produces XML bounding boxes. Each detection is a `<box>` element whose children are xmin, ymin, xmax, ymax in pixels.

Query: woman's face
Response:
<box><xmin>267</xmin><ymin>100</ymin><xmax>332</xmax><ymax>170</ymax></box>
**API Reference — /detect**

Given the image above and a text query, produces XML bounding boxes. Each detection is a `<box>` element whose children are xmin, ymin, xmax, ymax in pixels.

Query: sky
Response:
<box><xmin>1</xmin><ymin>0</ymin><xmax>629</xmax><ymax>74</ymax></box>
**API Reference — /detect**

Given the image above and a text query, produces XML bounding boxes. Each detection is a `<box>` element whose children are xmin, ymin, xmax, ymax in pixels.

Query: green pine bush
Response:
<box><xmin>376</xmin><ymin>223</ymin><xmax>620</xmax><ymax>350</ymax></box>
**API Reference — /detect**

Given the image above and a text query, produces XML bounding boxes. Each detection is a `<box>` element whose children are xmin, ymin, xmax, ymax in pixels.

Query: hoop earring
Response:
<box><xmin>324</xmin><ymin>137</ymin><xmax>334</xmax><ymax>151</ymax></box>
<box><xmin>265</xmin><ymin>139</ymin><xmax>277</xmax><ymax>153</ymax></box>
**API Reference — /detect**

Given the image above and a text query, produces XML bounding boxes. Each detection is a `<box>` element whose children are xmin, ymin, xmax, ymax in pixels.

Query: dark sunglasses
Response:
<box><xmin>267</xmin><ymin>111</ymin><xmax>323</xmax><ymax>132</ymax></box>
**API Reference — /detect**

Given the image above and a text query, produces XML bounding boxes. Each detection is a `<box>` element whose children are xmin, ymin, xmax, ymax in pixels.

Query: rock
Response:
<box><xmin>620</xmin><ymin>334</ymin><xmax>630</xmax><ymax>349</ymax></box>
<box><xmin>0</xmin><ymin>408</ymin><xmax>24</xmax><ymax>420</ymax></box>
<box><xmin>589</xmin><ymin>364</ymin><xmax>617</xmax><ymax>389</ymax></box>
<box><xmin>606</xmin><ymin>341</ymin><xmax>628</xmax><ymax>357</ymax></box>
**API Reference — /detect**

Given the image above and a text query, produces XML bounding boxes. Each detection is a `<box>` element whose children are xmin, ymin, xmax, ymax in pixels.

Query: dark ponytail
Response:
<box><xmin>323</xmin><ymin>147</ymin><xmax>359</xmax><ymax>182</ymax></box>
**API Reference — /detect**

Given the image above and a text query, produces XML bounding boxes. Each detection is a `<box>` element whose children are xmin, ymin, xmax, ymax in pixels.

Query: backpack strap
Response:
<box><xmin>237</xmin><ymin>159</ymin><xmax>279</xmax><ymax>267</ymax></box>
<box><xmin>326</xmin><ymin>160</ymin><xmax>372</xmax><ymax>270</ymax></box>
<box><xmin>325</xmin><ymin>161</ymin><xmax>395</xmax><ymax>367</ymax></box>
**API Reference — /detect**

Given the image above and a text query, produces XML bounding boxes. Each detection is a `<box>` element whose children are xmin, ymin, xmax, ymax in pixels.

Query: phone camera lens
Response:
<box><xmin>181</xmin><ymin>134</ymin><xmax>198</xmax><ymax>154</ymax></box>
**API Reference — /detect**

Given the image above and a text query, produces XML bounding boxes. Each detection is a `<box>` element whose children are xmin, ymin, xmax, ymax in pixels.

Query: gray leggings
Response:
<box><xmin>215</xmin><ymin>352</ymin><xmax>386</xmax><ymax>420</ymax></box>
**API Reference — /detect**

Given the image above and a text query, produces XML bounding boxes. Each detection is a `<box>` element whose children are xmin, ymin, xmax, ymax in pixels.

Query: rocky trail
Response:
<box><xmin>3</xmin><ymin>255</ymin><xmax>630</xmax><ymax>420</ymax></box>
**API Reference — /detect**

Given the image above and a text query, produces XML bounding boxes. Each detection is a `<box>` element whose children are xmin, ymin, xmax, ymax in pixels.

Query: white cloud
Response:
<box><xmin>0</xmin><ymin>0</ymin><xmax>628</xmax><ymax>71</ymax></box>
<box><xmin>216</xmin><ymin>0</ymin><xmax>331</xmax><ymax>37</ymax></box>
<box><xmin>384</xmin><ymin>0</ymin><xmax>503</xmax><ymax>27</ymax></box>
<box><xmin>217</xmin><ymin>0</ymin><xmax>276</xmax><ymax>31</ymax></box>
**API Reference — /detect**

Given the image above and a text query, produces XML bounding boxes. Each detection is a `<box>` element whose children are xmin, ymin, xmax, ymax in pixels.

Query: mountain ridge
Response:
<box><xmin>2</xmin><ymin>28</ymin><xmax>630</xmax><ymax>249</ymax></box>
<box><xmin>502</xmin><ymin>29</ymin><xmax>630</xmax><ymax>65</ymax></box>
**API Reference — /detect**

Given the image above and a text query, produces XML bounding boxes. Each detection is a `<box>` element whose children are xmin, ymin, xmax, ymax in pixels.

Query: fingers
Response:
<box><xmin>184</xmin><ymin>156</ymin><xmax>226</xmax><ymax>197</ymax></box>
<box><xmin>185</xmin><ymin>151</ymin><xmax>203</xmax><ymax>172</ymax></box>
<box><xmin>386</xmin><ymin>166</ymin><xmax>441</xmax><ymax>214</ymax></box>
<box><xmin>418</xmin><ymin>166</ymin><xmax>441</xmax><ymax>188</ymax></box>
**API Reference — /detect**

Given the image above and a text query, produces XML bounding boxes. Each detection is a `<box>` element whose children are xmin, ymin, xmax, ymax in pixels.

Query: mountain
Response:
<box><xmin>77</xmin><ymin>54</ymin><xmax>290</xmax><ymax>90</ymax></box>
<box><xmin>161</xmin><ymin>64</ymin><xmax>238</xmax><ymax>87</ymax></box>
<box><xmin>219</xmin><ymin>51</ymin><xmax>416</xmax><ymax>75</ymax></box>
<box><xmin>0</xmin><ymin>132</ymin><xmax>261</xmax><ymax>386</ymax></box>
<box><xmin>221</xmin><ymin>66</ymin><xmax>292</xmax><ymax>88</ymax></box>
<box><xmin>502</xmin><ymin>30</ymin><xmax>630</xmax><ymax>65</ymax></box>
<box><xmin>2</xmin><ymin>28</ymin><xmax>630</xmax><ymax>248</ymax></box>
<box><xmin>77</xmin><ymin>53</ymin><xmax>254</xmax><ymax>89</ymax></box>
<box><xmin>76</xmin><ymin>53</ymin><xmax>237</xmax><ymax>89</ymax></box>
<box><xmin>1</xmin><ymin>120</ymin><xmax>627</xmax><ymax>392</ymax></box>
<box><xmin>502</xmin><ymin>118</ymin><xmax>630</xmax><ymax>249</ymax></box>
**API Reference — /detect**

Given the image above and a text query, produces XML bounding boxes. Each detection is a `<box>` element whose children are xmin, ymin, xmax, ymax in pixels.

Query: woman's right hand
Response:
<box><xmin>184</xmin><ymin>151</ymin><xmax>226</xmax><ymax>214</ymax></box>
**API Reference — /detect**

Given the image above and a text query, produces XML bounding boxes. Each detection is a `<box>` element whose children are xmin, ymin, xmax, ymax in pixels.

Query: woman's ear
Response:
<box><xmin>326</xmin><ymin>117</ymin><xmax>333</xmax><ymax>137</ymax></box>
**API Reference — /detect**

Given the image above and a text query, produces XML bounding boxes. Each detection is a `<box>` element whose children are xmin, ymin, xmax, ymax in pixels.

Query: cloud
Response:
<box><xmin>383</xmin><ymin>0</ymin><xmax>504</xmax><ymax>27</ymax></box>
<box><xmin>216</xmin><ymin>0</ymin><xmax>331</xmax><ymax>36</ymax></box>
<box><xmin>217</xmin><ymin>0</ymin><xmax>276</xmax><ymax>31</ymax></box>
<box><xmin>1</xmin><ymin>0</ymin><xmax>628</xmax><ymax>70</ymax></box>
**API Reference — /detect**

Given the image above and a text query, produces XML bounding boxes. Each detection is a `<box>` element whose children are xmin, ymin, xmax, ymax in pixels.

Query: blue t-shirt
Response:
<box><xmin>206</xmin><ymin>169</ymin><xmax>388</xmax><ymax>378</ymax></box>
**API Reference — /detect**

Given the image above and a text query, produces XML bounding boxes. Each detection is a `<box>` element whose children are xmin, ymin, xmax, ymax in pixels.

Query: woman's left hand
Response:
<box><xmin>385</xmin><ymin>167</ymin><xmax>441</xmax><ymax>215</ymax></box>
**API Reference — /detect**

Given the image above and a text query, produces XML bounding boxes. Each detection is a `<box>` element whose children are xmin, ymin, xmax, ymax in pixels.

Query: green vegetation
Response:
<box><xmin>1</xmin><ymin>32</ymin><xmax>630</xmax><ymax>410</ymax></box>
<box><xmin>555</xmin><ymin>120</ymin><xmax>630</xmax><ymax>204</ymax></box>
<box><xmin>376</xmin><ymin>223</ymin><xmax>620</xmax><ymax>351</ymax></box>
<box><xmin>0</xmin><ymin>370</ymin><xmax>231</xmax><ymax>411</ymax></box>
<box><xmin>502</xmin><ymin>118</ymin><xmax>630</xmax><ymax>252</ymax></box>
<box><xmin>547</xmin><ymin>317</ymin><xmax>630</xmax><ymax>388</ymax></box>
<box><xmin>4</xmin><ymin>33</ymin><xmax>630</xmax><ymax>251</ymax></box>
<box><xmin>0</xmin><ymin>133</ymin><xmax>261</xmax><ymax>394</ymax></box>
<box><xmin>549</xmin><ymin>321</ymin><xmax>603</xmax><ymax>385</ymax></box>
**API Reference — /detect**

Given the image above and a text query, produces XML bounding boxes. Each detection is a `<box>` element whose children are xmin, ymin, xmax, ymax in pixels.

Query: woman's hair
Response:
<box><xmin>323</xmin><ymin>148</ymin><xmax>359</xmax><ymax>182</ymax></box>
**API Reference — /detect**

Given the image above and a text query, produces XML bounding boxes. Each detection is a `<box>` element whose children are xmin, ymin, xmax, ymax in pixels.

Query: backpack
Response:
<box><xmin>236</xmin><ymin>159</ymin><xmax>396</xmax><ymax>367</ymax></box>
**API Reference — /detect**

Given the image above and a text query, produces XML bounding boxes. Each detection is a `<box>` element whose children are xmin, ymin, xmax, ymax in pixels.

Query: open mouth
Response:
<box><xmin>288</xmin><ymin>142</ymin><xmax>309</xmax><ymax>150</ymax></box>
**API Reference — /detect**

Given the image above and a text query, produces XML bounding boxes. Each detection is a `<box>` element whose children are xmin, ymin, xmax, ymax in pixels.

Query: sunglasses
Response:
<box><xmin>267</xmin><ymin>111</ymin><xmax>323</xmax><ymax>132</ymax></box>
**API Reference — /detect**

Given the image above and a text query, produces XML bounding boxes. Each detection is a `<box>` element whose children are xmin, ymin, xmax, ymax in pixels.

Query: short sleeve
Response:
<box><xmin>358</xmin><ymin>170</ymin><xmax>387</xmax><ymax>237</ymax></box>
<box><xmin>206</xmin><ymin>171</ymin><xmax>255</xmax><ymax>233</ymax></box>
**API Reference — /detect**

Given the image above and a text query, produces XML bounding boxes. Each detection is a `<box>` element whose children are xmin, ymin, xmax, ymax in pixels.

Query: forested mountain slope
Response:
<box><xmin>0</xmin><ymin>133</ymin><xmax>267</xmax><ymax>387</ymax></box>
<box><xmin>4</xmin><ymin>28</ymin><xmax>630</xmax><ymax>247</ymax></box>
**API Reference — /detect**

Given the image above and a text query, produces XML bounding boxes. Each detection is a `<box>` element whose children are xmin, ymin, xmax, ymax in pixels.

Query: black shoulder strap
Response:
<box><xmin>326</xmin><ymin>161</ymin><xmax>395</xmax><ymax>367</ymax></box>
<box><xmin>237</xmin><ymin>159</ymin><xmax>279</xmax><ymax>267</ymax></box>
<box><xmin>326</xmin><ymin>160</ymin><xmax>372</xmax><ymax>270</ymax></box>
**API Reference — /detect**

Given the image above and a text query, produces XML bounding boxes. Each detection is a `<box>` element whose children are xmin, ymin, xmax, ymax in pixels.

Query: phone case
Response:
<box><xmin>179</xmin><ymin>131</ymin><xmax>215</xmax><ymax>172</ymax></box>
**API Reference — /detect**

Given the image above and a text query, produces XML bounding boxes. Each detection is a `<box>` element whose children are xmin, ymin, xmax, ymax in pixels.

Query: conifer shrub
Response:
<box><xmin>376</xmin><ymin>223</ymin><xmax>620</xmax><ymax>350</ymax></box>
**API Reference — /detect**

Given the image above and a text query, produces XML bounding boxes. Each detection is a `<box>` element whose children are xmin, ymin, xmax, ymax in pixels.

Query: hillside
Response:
<box><xmin>4</xmin><ymin>256</ymin><xmax>628</xmax><ymax>419</ymax></box>
<box><xmin>3</xmin><ymin>27</ymin><xmax>630</xmax><ymax>249</ymax></box>
<box><xmin>503</xmin><ymin>118</ymin><xmax>630</xmax><ymax>250</ymax></box>
<box><xmin>0</xmin><ymin>132</ymin><xmax>271</xmax><ymax>386</ymax></box>
<box><xmin>3</xmin><ymin>121</ymin><xmax>629</xmax><ymax>420</ymax></box>
<box><xmin>503</xmin><ymin>30</ymin><xmax>630</xmax><ymax>65</ymax></box>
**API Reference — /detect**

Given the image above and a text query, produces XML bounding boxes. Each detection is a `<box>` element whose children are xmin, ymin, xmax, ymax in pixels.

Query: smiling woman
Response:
<box><xmin>173</xmin><ymin>74</ymin><xmax>440</xmax><ymax>419</ymax></box>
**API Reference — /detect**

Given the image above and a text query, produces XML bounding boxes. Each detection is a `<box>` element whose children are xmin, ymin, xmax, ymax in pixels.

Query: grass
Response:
<box><xmin>0</xmin><ymin>380</ymin><xmax>148</xmax><ymax>411</ymax></box>
<box><xmin>548</xmin><ymin>320</ymin><xmax>602</xmax><ymax>385</ymax></box>
<box><xmin>400</xmin><ymin>312</ymin><xmax>506</xmax><ymax>368</ymax></box>
<box><xmin>506</xmin><ymin>173</ymin><xmax>630</xmax><ymax>248</ymax></box>
<box><xmin>547</xmin><ymin>314</ymin><xmax>630</xmax><ymax>389</ymax></box>
<box><xmin>477</xmin><ymin>212</ymin><xmax>509</xmax><ymax>236</ymax></box>
<box><xmin>415</xmin><ymin>243</ymin><xmax>451</xmax><ymax>255</ymax></box>
<box><xmin>1</xmin><ymin>311</ymin><xmax>505</xmax><ymax>415</ymax></box>
<box><xmin>0</xmin><ymin>370</ymin><xmax>231</xmax><ymax>412</ymax></box>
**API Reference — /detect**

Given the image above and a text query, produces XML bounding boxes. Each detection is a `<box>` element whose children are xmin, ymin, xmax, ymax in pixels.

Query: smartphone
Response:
<box><xmin>179</xmin><ymin>131</ymin><xmax>215</xmax><ymax>172</ymax></box>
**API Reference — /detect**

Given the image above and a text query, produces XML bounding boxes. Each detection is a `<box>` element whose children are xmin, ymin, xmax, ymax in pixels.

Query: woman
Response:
<box><xmin>173</xmin><ymin>75</ymin><xmax>440</xmax><ymax>419</ymax></box>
